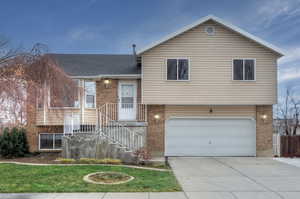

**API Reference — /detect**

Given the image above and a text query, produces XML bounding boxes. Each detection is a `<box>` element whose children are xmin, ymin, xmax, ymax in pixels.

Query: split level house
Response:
<box><xmin>27</xmin><ymin>15</ymin><xmax>285</xmax><ymax>157</ymax></box>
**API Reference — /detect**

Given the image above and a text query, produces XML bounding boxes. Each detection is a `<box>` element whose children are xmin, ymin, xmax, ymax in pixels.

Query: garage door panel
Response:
<box><xmin>165</xmin><ymin>118</ymin><xmax>256</xmax><ymax>156</ymax></box>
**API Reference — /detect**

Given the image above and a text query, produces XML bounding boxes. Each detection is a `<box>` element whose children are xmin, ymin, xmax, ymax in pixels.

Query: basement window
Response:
<box><xmin>39</xmin><ymin>133</ymin><xmax>63</xmax><ymax>150</ymax></box>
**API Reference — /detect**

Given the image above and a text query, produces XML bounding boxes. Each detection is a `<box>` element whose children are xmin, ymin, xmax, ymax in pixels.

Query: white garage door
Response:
<box><xmin>165</xmin><ymin>118</ymin><xmax>256</xmax><ymax>156</ymax></box>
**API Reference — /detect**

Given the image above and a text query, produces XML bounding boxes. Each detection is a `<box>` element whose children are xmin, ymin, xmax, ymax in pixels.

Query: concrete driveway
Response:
<box><xmin>169</xmin><ymin>157</ymin><xmax>300</xmax><ymax>199</ymax></box>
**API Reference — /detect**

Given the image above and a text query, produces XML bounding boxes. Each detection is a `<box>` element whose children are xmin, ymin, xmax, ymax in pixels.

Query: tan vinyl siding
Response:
<box><xmin>142</xmin><ymin>20</ymin><xmax>278</xmax><ymax>105</ymax></box>
<box><xmin>83</xmin><ymin>109</ymin><xmax>97</xmax><ymax>124</ymax></box>
<box><xmin>165</xmin><ymin>105</ymin><xmax>256</xmax><ymax>120</ymax></box>
<box><xmin>36</xmin><ymin>109</ymin><xmax>81</xmax><ymax>125</ymax></box>
<box><xmin>36</xmin><ymin>108</ymin><xmax>97</xmax><ymax>126</ymax></box>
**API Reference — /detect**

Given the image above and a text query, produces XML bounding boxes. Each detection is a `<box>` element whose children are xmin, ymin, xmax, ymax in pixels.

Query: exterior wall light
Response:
<box><xmin>261</xmin><ymin>114</ymin><xmax>268</xmax><ymax>121</ymax></box>
<box><xmin>154</xmin><ymin>114</ymin><xmax>160</xmax><ymax>120</ymax></box>
<box><xmin>103</xmin><ymin>79</ymin><xmax>111</xmax><ymax>88</ymax></box>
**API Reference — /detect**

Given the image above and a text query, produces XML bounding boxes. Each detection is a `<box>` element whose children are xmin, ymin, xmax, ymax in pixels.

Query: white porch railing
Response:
<box><xmin>98</xmin><ymin>104</ymin><xmax>146</xmax><ymax>152</ymax></box>
<box><xmin>63</xmin><ymin>103</ymin><xmax>147</xmax><ymax>152</ymax></box>
<box><xmin>63</xmin><ymin>112</ymin><xmax>97</xmax><ymax>135</ymax></box>
<box><xmin>103</xmin><ymin>103</ymin><xmax>147</xmax><ymax>122</ymax></box>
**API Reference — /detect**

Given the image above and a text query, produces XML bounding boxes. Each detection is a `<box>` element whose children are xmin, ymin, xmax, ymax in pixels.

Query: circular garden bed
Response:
<box><xmin>83</xmin><ymin>172</ymin><xmax>134</xmax><ymax>185</ymax></box>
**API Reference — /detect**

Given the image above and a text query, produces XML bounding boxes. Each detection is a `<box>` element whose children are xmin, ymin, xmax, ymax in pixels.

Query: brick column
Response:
<box><xmin>147</xmin><ymin>105</ymin><xmax>165</xmax><ymax>157</ymax></box>
<box><xmin>256</xmin><ymin>105</ymin><xmax>273</xmax><ymax>157</ymax></box>
<box><xmin>26</xmin><ymin>83</ymin><xmax>38</xmax><ymax>152</ymax></box>
<box><xmin>96</xmin><ymin>79</ymin><xmax>118</xmax><ymax>107</ymax></box>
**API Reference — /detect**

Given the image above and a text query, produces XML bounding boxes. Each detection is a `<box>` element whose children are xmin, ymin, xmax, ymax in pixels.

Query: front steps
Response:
<box><xmin>62</xmin><ymin>133</ymin><xmax>136</xmax><ymax>163</ymax></box>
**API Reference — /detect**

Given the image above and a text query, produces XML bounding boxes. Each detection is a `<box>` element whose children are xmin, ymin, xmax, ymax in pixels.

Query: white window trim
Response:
<box><xmin>48</xmin><ymin>79</ymin><xmax>81</xmax><ymax>109</ymax></box>
<box><xmin>84</xmin><ymin>80</ymin><xmax>96</xmax><ymax>109</ymax></box>
<box><xmin>39</xmin><ymin>133</ymin><xmax>63</xmax><ymax>151</ymax></box>
<box><xmin>232</xmin><ymin>58</ymin><xmax>256</xmax><ymax>81</ymax></box>
<box><xmin>165</xmin><ymin>58</ymin><xmax>191</xmax><ymax>81</ymax></box>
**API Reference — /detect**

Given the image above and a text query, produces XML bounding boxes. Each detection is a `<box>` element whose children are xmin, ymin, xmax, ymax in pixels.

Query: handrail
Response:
<box><xmin>97</xmin><ymin>103</ymin><xmax>145</xmax><ymax>152</ymax></box>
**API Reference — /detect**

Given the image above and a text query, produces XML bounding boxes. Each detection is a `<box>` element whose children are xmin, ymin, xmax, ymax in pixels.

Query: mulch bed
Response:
<box><xmin>0</xmin><ymin>152</ymin><xmax>60</xmax><ymax>164</ymax></box>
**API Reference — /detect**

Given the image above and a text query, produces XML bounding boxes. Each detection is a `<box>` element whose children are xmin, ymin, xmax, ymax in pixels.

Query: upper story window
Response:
<box><xmin>167</xmin><ymin>59</ymin><xmax>189</xmax><ymax>80</ymax></box>
<box><xmin>49</xmin><ymin>79</ymin><xmax>80</xmax><ymax>108</ymax></box>
<box><xmin>85</xmin><ymin>81</ymin><xmax>96</xmax><ymax>108</ymax></box>
<box><xmin>233</xmin><ymin>59</ymin><xmax>255</xmax><ymax>81</ymax></box>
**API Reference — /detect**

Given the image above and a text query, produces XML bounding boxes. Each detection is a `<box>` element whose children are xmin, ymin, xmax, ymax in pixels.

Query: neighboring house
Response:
<box><xmin>27</xmin><ymin>15</ymin><xmax>284</xmax><ymax>157</ymax></box>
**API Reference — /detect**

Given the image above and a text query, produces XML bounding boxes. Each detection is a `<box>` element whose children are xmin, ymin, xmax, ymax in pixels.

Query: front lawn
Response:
<box><xmin>0</xmin><ymin>163</ymin><xmax>181</xmax><ymax>193</ymax></box>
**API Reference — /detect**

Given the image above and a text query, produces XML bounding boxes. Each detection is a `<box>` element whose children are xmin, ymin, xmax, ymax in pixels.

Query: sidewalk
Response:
<box><xmin>0</xmin><ymin>192</ymin><xmax>187</xmax><ymax>199</ymax></box>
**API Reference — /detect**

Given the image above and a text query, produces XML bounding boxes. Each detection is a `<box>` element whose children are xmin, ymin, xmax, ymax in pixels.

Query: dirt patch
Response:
<box><xmin>84</xmin><ymin>172</ymin><xmax>134</xmax><ymax>184</ymax></box>
<box><xmin>0</xmin><ymin>153</ymin><xmax>60</xmax><ymax>164</ymax></box>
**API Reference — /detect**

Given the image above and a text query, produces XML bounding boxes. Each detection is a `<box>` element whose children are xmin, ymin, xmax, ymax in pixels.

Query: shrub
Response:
<box><xmin>79</xmin><ymin>158</ymin><xmax>122</xmax><ymax>164</ymax></box>
<box><xmin>107</xmin><ymin>159</ymin><xmax>122</xmax><ymax>165</ymax></box>
<box><xmin>78</xmin><ymin>158</ymin><xmax>97</xmax><ymax>164</ymax></box>
<box><xmin>56</xmin><ymin>158</ymin><xmax>122</xmax><ymax>165</ymax></box>
<box><xmin>0</xmin><ymin>127</ymin><xmax>30</xmax><ymax>158</ymax></box>
<box><xmin>93</xmin><ymin>158</ymin><xmax>122</xmax><ymax>165</ymax></box>
<box><xmin>94</xmin><ymin>159</ymin><xmax>107</xmax><ymax>164</ymax></box>
<box><xmin>56</xmin><ymin>158</ymin><xmax>76</xmax><ymax>164</ymax></box>
<box><xmin>133</xmin><ymin>148</ymin><xmax>151</xmax><ymax>165</ymax></box>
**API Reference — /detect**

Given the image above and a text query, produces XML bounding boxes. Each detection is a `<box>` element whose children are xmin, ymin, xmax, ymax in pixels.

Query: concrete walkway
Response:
<box><xmin>0</xmin><ymin>192</ymin><xmax>187</xmax><ymax>199</ymax></box>
<box><xmin>169</xmin><ymin>157</ymin><xmax>300</xmax><ymax>199</ymax></box>
<box><xmin>275</xmin><ymin>157</ymin><xmax>300</xmax><ymax>168</ymax></box>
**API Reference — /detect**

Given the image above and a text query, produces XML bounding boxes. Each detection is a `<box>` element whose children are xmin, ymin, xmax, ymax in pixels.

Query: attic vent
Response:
<box><xmin>205</xmin><ymin>26</ymin><xmax>215</xmax><ymax>35</ymax></box>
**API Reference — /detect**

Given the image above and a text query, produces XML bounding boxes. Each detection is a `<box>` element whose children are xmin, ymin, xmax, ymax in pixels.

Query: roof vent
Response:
<box><xmin>132</xmin><ymin>44</ymin><xmax>137</xmax><ymax>57</ymax></box>
<box><xmin>205</xmin><ymin>26</ymin><xmax>215</xmax><ymax>35</ymax></box>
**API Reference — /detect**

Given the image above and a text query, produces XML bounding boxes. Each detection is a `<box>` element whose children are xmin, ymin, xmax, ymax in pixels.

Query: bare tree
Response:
<box><xmin>276</xmin><ymin>88</ymin><xmax>300</xmax><ymax>136</ymax></box>
<box><xmin>291</xmin><ymin>97</ymin><xmax>300</xmax><ymax>135</ymax></box>
<box><xmin>0</xmin><ymin>38</ymin><xmax>78</xmax><ymax>127</ymax></box>
<box><xmin>0</xmin><ymin>37</ymin><xmax>19</xmax><ymax>65</ymax></box>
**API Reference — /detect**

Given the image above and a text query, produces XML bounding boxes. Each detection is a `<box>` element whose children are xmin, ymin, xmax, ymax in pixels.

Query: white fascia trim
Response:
<box><xmin>137</xmin><ymin>15</ymin><xmax>285</xmax><ymax>56</ymax></box>
<box><xmin>69</xmin><ymin>74</ymin><xmax>141</xmax><ymax>79</ymax></box>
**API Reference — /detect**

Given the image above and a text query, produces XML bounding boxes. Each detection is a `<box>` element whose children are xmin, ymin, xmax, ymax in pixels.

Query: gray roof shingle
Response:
<box><xmin>48</xmin><ymin>54</ymin><xmax>140</xmax><ymax>77</ymax></box>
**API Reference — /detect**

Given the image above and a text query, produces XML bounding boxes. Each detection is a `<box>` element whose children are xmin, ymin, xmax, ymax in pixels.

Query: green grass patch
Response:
<box><xmin>0</xmin><ymin>163</ymin><xmax>181</xmax><ymax>193</ymax></box>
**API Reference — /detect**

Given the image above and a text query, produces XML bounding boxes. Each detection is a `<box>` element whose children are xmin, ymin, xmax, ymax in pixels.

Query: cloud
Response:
<box><xmin>279</xmin><ymin>47</ymin><xmax>300</xmax><ymax>65</ymax></box>
<box><xmin>278</xmin><ymin>47</ymin><xmax>300</xmax><ymax>83</ymax></box>
<box><xmin>279</xmin><ymin>69</ymin><xmax>300</xmax><ymax>82</ymax></box>
<box><xmin>256</xmin><ymin>0</ymin><xmax>300</xmax><ymax>27</ymax></box>
<box><xmin>68</xmin><ymin>26</ymin><xmax>103</xmax><ymax>41</ymax></box>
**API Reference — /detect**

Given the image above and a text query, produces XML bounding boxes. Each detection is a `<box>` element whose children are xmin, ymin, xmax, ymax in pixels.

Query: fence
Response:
<box><xmin>280</xmin><ymin>135</ymin><xmax>300</xmax><ymax>157</ymax></box>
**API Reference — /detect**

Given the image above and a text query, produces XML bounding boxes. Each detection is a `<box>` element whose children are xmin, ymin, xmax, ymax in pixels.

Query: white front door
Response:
<box><xmin>118</xmin><ymin>80</ymin><xmax>137</xmax><ymax>120</ymax></box>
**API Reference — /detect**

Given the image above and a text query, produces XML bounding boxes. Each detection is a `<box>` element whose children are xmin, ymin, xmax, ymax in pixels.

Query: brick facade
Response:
<box><xmin>96</xmin><ymin>79</ymin><xmax>118</xmax><ymax>107</ymax></box>
<box><xmin>146</xmin><ymin>105</ymin><xmax>274</xmax><ymax>157</ymax></box>
<box><xmin>26</xmin><ymin>83</ymin><xmax>38</xmax><ymax>152</ymax></box>
<box><xmin>27</xmin><ymin>79</ymin><xmax>273</xmax><ymax>157</ymax></box>
<box><xmin>146</xmin><ymin>105</ymin><xmax>165</xmax><ymax>157</ymax></box>
<box><xmin>256</xmin><ymin>105</ymin><xmax>273</xmax><ymax>157</ymax></box>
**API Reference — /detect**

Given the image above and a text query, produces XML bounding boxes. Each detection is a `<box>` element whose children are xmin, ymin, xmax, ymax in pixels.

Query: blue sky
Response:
<box><xmin>1</xmin><ymin>0</ymin><xmax>300</xmax><ymax>97</ymax></box>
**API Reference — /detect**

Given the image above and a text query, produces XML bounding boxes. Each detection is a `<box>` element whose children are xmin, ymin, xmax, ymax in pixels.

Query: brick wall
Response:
<box><xmin>256</xmin><ymin>105</ymin><xmax>273</xmax><ymax>157</ymax></box>
<box><xmin>26</xmin><ymin>83</ymin><xmax>38</xmax><ymax>152</ymax></box>
<box><xmin>146</xmin><ymin>105</ymin><xmax>165</xmax><ymax>157</ymax></box>
<box><xmin>137</xmin><ymin>79</ymin><xmax>141</xmax><ymax>103</ymax></box>
<box><xmin>146</xmin><ymin>105</ymin><xmax>274</xmax><ymax>157</ymax></box>
<box><xmin>96</xmin><ymin>79</ymin><xmax>118</xmax><ymax>107</ymax></box>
